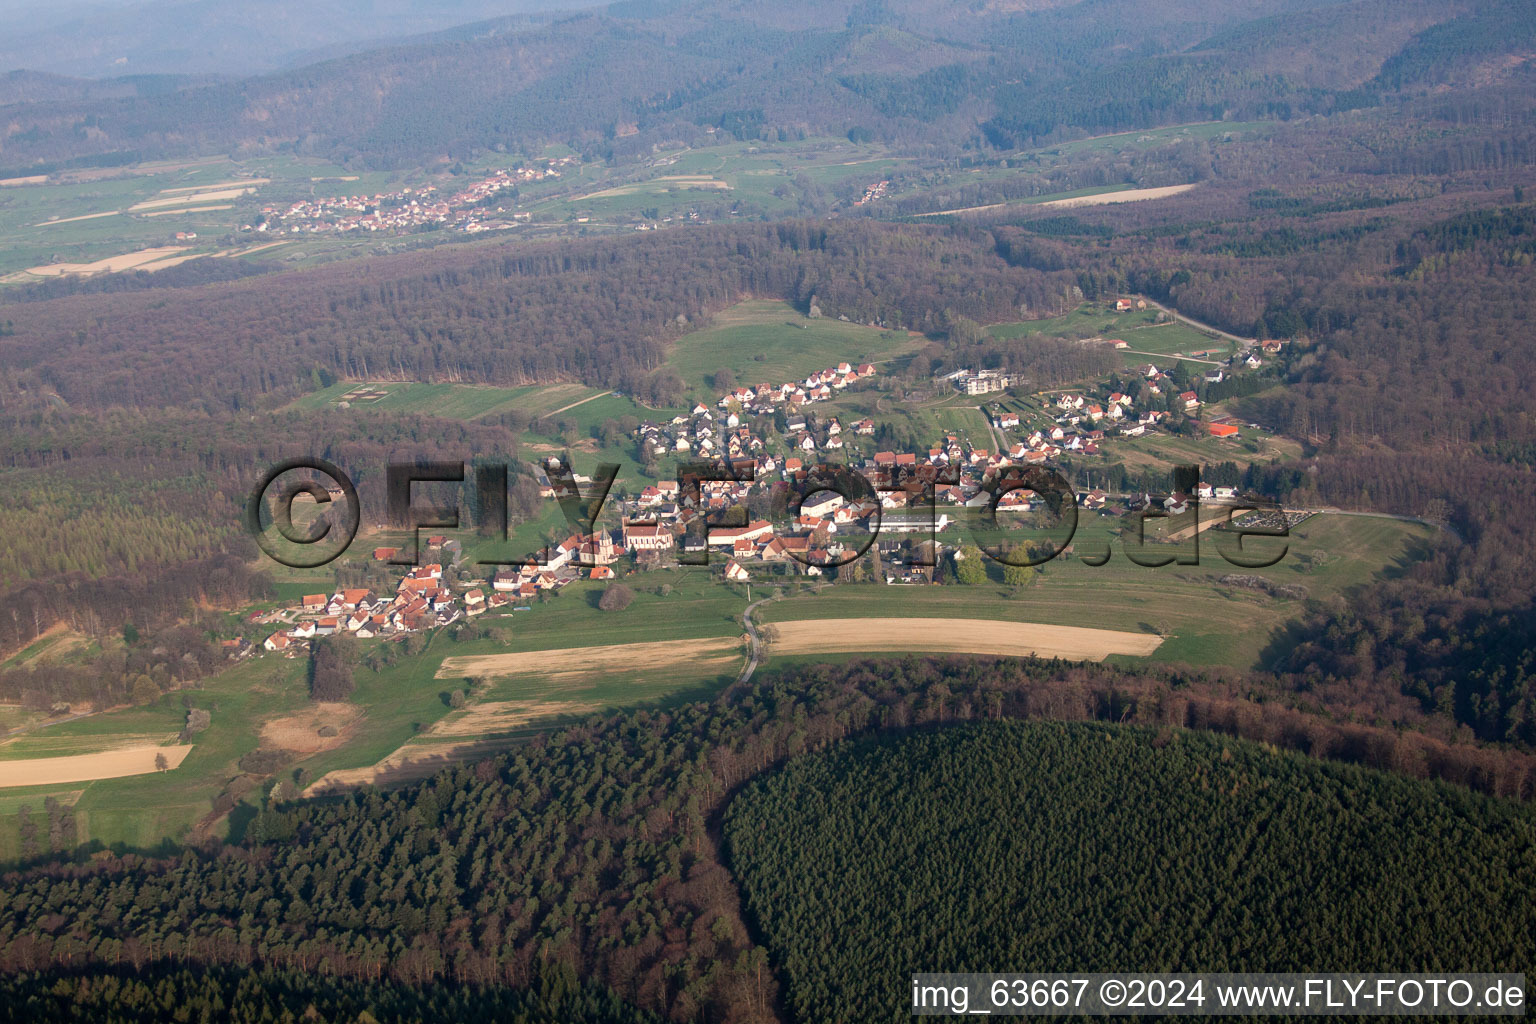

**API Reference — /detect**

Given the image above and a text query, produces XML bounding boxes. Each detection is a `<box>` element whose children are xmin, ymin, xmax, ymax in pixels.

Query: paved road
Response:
<box><xmin>737</xmin><ymin>595</ymin><xmax>774</xmax><ymax>686</ymax></box>
<box><xmin>1136</xmin><ymin>296</ymin><xmax>1258</xmax><ymax>350</ymax></box>
<box><xmin>978</xmin><ymin>405</ymin><xmax>1005</xmax><ymax>452</ymax></box>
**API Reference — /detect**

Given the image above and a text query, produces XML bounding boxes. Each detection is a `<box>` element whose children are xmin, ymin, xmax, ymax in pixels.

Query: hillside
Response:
<box><xmin>0</xmin><ymin>0</ymin><xmax>597</xmax><ymax>79</ymax></box>
<box><xmin>725</xmin><ymin>720</ymin><xmax>1536</xmax><ymax>1023</ymax></box>
<box><xmin>0</xmin><ymin>0</ymin><xmax>1529</xmax><ymax>171</ymax></box>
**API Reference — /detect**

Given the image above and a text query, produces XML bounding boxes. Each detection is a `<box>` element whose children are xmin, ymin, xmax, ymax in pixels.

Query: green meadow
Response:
<box><xmin>665</xmin><ymin>299</ymin><xmax>926</xmax><ymax>393</ymax></box>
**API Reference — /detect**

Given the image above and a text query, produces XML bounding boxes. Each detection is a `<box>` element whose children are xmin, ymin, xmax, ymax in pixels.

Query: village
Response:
<box><xmin>253</xmin><ymin>158</ymin><xmax>576</xmax><ymax>236</ymax></box>
<box><xmin>248</xmin><ymin>304</ymin><xmax>1287</xmax><ymax>660</ymax></box>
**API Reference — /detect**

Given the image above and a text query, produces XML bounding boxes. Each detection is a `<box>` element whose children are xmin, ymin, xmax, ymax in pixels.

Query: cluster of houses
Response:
<box><xmin>259</xmin><ymin>541</ymin><xmax>507</xmax><ymax>654</ymax></box>
<box><xmin>720</xmin><ymin>361</ymin><xmax>878</xmax><ymax>409</ymax></box>
<box><xmin>853</xmin><ymin>180</ymin><xmax>890</xmax><ymax>206</ymax></box>
<box><xmin>634</xmin><ymin>362</ymin><xmax>877</xmax><ymax>461</ymax></box>
<box><xmin>256</xmin><ymin>160</ymin><xmax>573</xmax><ymax>236</ymax></box>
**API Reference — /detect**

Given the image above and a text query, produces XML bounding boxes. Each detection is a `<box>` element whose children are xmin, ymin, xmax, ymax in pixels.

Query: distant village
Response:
<box><xmin>251</xmin><ymin>299</ymin><xmax>1286</xmax><ymax>657</ymax></box>
<box><xmin>250</xmin><ymin>158</ymin><xmax>576</xmax><ymax>237</ymax></box>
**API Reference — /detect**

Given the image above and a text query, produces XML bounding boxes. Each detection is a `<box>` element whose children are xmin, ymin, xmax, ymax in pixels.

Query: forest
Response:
<box><xmin>0</xmin><ymin>963</ymin><xmax>660</xmax><ymax>1024</ymax></box>
<box><xmin>0</xmin><ymin>656</ymin><xmax>1531</xmax><ymax>1024</ymax></box>
<box><xmin>725</xmin><ymin>720</ymin><xmax>1536</xmax><ymax>1023</ymax></box>
<box><xmin>0</xmin><ymin>221</ymin><xmax>1072</xmax><ymax>413</ymax></box>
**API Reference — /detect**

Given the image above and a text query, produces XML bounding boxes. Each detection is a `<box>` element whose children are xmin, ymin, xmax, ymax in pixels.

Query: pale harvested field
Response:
<box><xmin>129</xmin><ymin>187</ymin><xmax>255</xmax><ymax>211</ymax></box>
<box><xmin>0</xmin><ymin>175</ymin><xmax>47</xmax><ymax>186</ymax></box>
<box><xmin>35</xmin><ymin>210</ymin><xmax>121</xmax><ymax>226</ymax></box>
<box><xmin>140</xmin><ymin>204</ymin><xmax>233</xmax><ymax>217</ymax></box>
<box><xmin>25</xmin><ymin>246</ymin><xmax>188</xmax><ymax>277</ymax></box>
<box><xmin>770</xmin><ymin>617</ymin><xmax>1162</xmax><ymax>661</ymax></box>
<box><xmin>426</xmin><ymin>699</ymin><xmax>600</xmax><ymax>737</ymax></box>
<box><xmin>220</xmin><ymin>241</ymin><xmax>288</xmax><ymax>256</ymax></box>
<box><xmin>157</xmin><ymin>178</ymin><xmax>269</xmax><ymax>193</ymax></box>
<box><xmin>260</xmin><ymin>702</ymin><xmax>362</xmax><ymax>754</ymax></box>
<box><xmin>577</xmin><ymin>177</ymin><xmax>731</xmax><ymax>200</ymax></box>
<box><xmin>1036</xmin><ymin>184</ymin><xmax>1198</xmax><ymax>208</ymax></box>
<box><xmin>309</xmin><ymin>739</ymin><xmax>507</xmax><ymax>792</ymax></box>
<box><xmin>922</xmin><ymin>184</ymin><xmax>1199</xmax><ymax>217</ymax></box>
<box><xmin>437</xmin><ymin>636</ymin><xmax>742</xmax><ymax>680</ymax></box>
<box><xmin>0</xmin><ymin>745</ymin><xmax>193</xmax><ymax>788</ymax></box>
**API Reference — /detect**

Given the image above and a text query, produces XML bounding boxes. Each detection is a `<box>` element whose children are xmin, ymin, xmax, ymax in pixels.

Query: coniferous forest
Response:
<box><xmin>0</xmin><ymin>657</ymin><xmax>1532</xmax><ymax>1024</ymax></box>
<box><xmin>725</xmin><ymin>721</ymin><xmax>1536</xmax><ymax>1023</ymax></box>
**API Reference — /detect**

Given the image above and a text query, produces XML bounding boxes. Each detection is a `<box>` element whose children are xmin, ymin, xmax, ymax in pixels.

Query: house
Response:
<box><xmin>373</xmin><ymin>547</ymin><xmax>399</xmax><ymax>561</ymax></box>
<box><xmin>302</xmin><ymin>594</ymin><xmax>327</xmax><ymax>613</ymax></box>
<box><xmin>1115</xmin><ymin>298</ymin><xmax>1133</xmax><ymax>312</ymax></box>
<box><xmin>264</xmin><ymin>633</ymin><xmax>291</xmax><ymax>652</ymax></box>
<box><xmin>723</xmin><ymin>560</ymin><xmax>750</xmax><ymax>583</ymax></box>
<box><xmin>1179</xmin><ymin>391</ymin><xmax>1201</xmax><ymax>410</ymax></box>
<box><xmin>996</xmin><ymin>413</ymin><xmax>1020</xmax><ymax>430</ymax></box>
<box><xmin>589</xmin><ymin>566</ymin><xmax>615</xmax><ymax>580</ymax></box>
<box><xmin>1110</xmin><ymin>339</ymin><xmax>1129</xmax><ymax>349</ymax></box>
<box><xmin>1261</xmin><ymin>339</ymin><xmax>1284</xmax><ymax>354</ymax></box>
<box><xmin>801</xmin><ymin>492</ymin><xmax>843</xmax><ymax>518</ymax></box>
<box><xmin>1244</xmin><ymin>353</ymin><xmax>1263</xmax><ymax>368</ymax></box>
<box><xmin>464</xmin><ymin>588</ymin><xmax>485</xmax><ymax>608</ymax></box>
<box><xmin>709</xmin><ymin>520</ymin><xmax>774</xmax><ymax>546</ymax></box>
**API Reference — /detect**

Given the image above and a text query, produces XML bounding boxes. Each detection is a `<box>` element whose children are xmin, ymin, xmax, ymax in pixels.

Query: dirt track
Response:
<box><xmin>0</xmin><ymin>745</ymin><xmax>193</xmax><ymax>787</ymax></box>
<box><xmin>769</xmin><ymin>617</ymin><xmax>1161</xmax><ymax>661</ymax></box>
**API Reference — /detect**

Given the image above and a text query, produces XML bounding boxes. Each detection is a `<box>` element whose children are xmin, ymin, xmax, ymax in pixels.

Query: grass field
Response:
<box><xmin>665</xmin><ymin>300</ymin><xmax>927</xmax><ymax>393</ymax></box>
<box><xmin>286</xmin><ymin>380</ymin><xmax>609</xmax><ymax>420</ymax></box>
<box><xmin>762</xmin><ymin>513</ymin><xmax>1432</xmax><ymax>669</ymax></box>
<box><xmin>988</xmin><ymin>304</ymin><xmax>1235</xmax><ymax>362</ymax></box>
<box><xmin>1107</xmin><ymin>430</ymin><xmax>1304</xmax><ymax>473</ymax></box>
